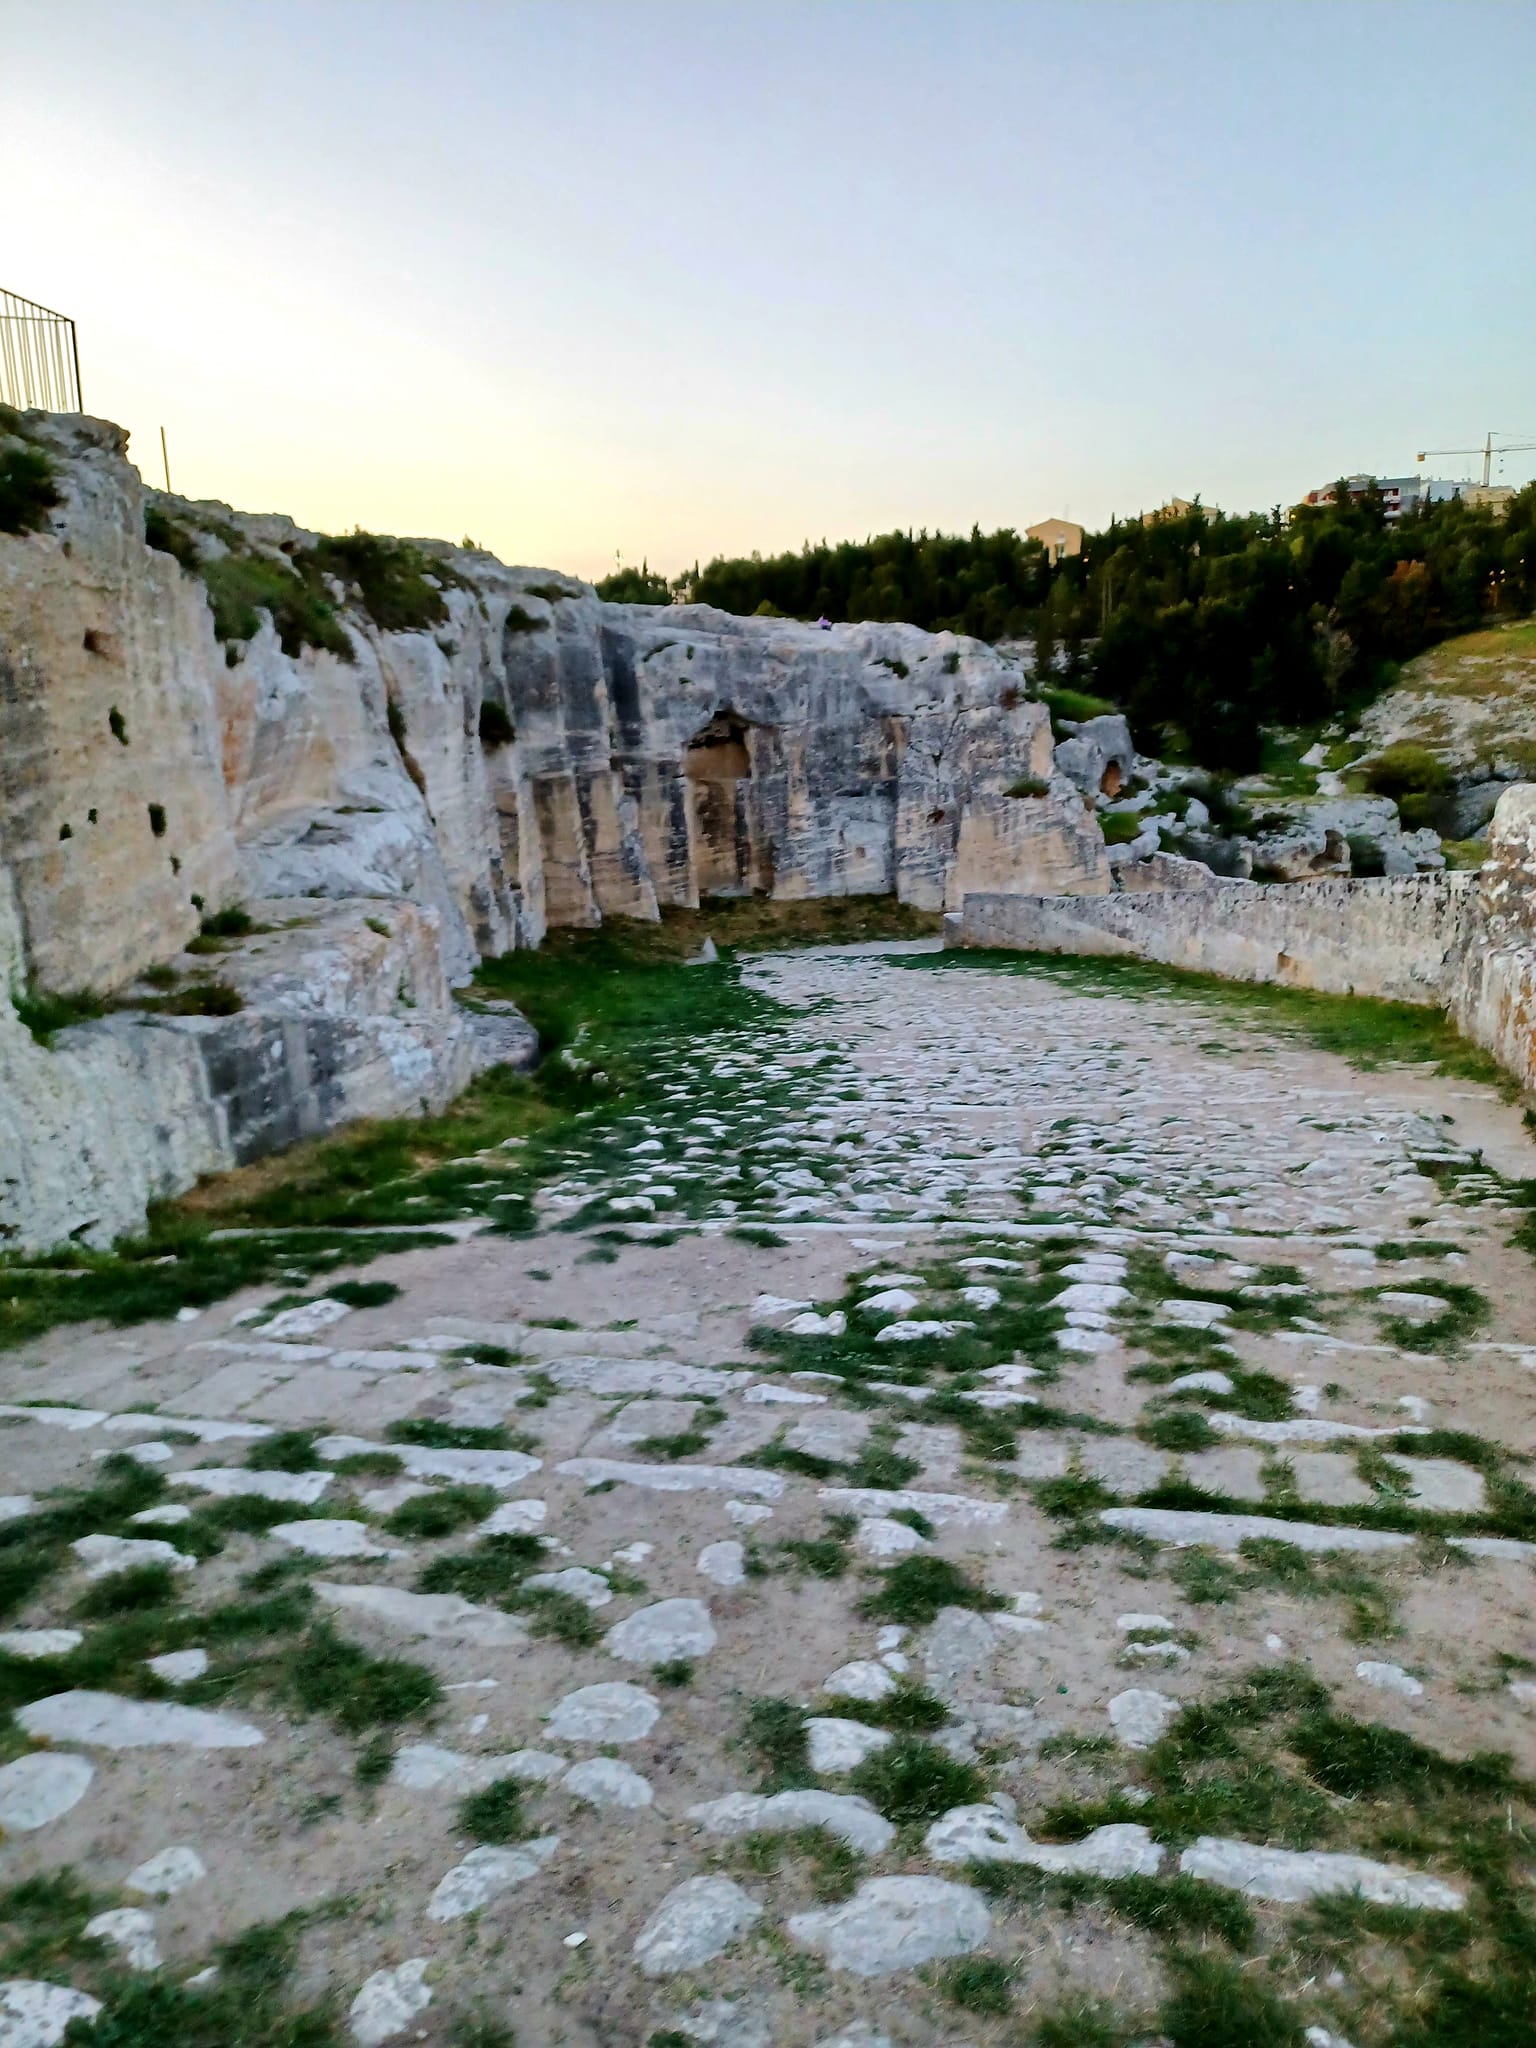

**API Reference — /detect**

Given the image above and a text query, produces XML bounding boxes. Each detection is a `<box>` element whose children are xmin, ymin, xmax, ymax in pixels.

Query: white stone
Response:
<box><xmin>814</xmin><ymin>2029</ymin><xmax>892</xmax><ymax>2048</ymax></box>
<box><xmin>129</xmin><ymin>1505</ymin><xmax>193</xmax><ymax>1526</ymax></box>
<box><xmin>546</xmin><ymin>1681</ymin><xmax>660</xmax><ymax>1744</ymax></box>
<box><xmin>665</xmin><ymin>1998</ymin><xmax>774</xmax><ymax>2048</ymax></box>
<box><xmin>725</xmin><ymin>1500</ymin><xmax>775</xmax><ymax>1526</ymax></box>
<box><xmin>317</xmin><ymin>1435</ymin><xmax>540</xmax><ymax>1490</ymax></box>
<box><xmin>261</xmin><ymin>1298</ymin><xmax>353</xmax><ymax>1340</ymax></box>
<box><xmin>0</xmin><ymin>1630</ymin><xmax>81</xmax><ymax>1659</ymax></box>
<box><xmin>1156</xmin><ymin>1298</ymin><xmax>1232</xmax><ymax>1328</ymax></box>
<box><xmin>349</xmin><ymin>1959</ymin><xmax>432</xmax><ymax>2043</ymax></box>
<box><xmin>605</xmin><ymin>1598</ymin><xmax>715</xmax><ymax>1665</ymax></box>
<box><xmin>1356</xmin><ymin>1661</ymin><xmax>1425</xmax><ymax>1698</ymax></box>
<box><xmin>1053</xmin><ymin>1282</ymin><xmax>1129</xmax><ymax>1312</ymax></box>
<box><xmin>175</xmin><ymin>1467</ymin><xmax>332</xmax><ymax>1505</ymax></box>
<box><xmin>17</xmin><ymin>1692</ymin><xmax>263</xmax><ymax>1749</ymax></box>
<box><xmin>558</xmin><ymin>1459</ymin><xmax>783</xmax><ymax>1499</ymax></box>
<box><xmin>0</xmin><ymin>1754</ymin><xmax>93</xmax><ymax>1832</ymax></box>
<box><xmin>634</xmin><ymin>1877</ymin><xmax>763</xmax><ymax>1976</ymax></box>
<box><xmin>391</xmin><ymin>1744</ymin><xmax>566</xmax><ymax>1791</ymax></box>
<box><xmin>1207</xmin><ymin>1415</ymin><xmax>1413</xmax><ymax>1446</ymax></box>
<box><xmin>0</xmin><ymin>1499</ymin><xmax>33</xmax><ymax>1525</ymax></box>
<box><xmin>958</xmin><ymin>1257</ymin><xmax>1025</xmax><ymax>1273</ymax></box>
<box><xmin>426</xmin><ymin>1838</ymin><xmax>560</xmax><ymax>1920</ymax></box>
<box><xmin>105</xmin><ymin>1413</ymin><xmax>270</xmax><ymax>1443</ymax></box>
<box><xmin>1101</xmin><ymin>1508</ymin><xmax>1413</xmax><ymax>1555</ymax></box>
<box><xmin>1168</xmin><ymin>1371</ymin><xmax>1235</xmax><ymax>1395</ymax></box>
<box><xmin>742</xmin><ymin>1383</ymin><xmax>825</xmax><ymax>1405</ymax></box>
<box><xmin>1108</xmin><ymin>1688</ymin><xmax>1180</xmax><ymax>1750</ymax></box>
<box><xmin>1376</xmin><ymin>1291</ymin><xmax>1448</xmax><ymax>1319</ymax></box>
<box><xmin>71</xmin><ymin>1534</ymin><xmax>195</xmax><ymax>1578</ymax></box>
<box><xmin>313</xmin><ymin>1582</ymin><xmax>528</xmax><ymax>1647</ymax></box>
<box><xmin>806</xmin><ymin>1718</ymin><xmax>894</xmax><ymax>1773</ymax></box>
<box><xmin>524</xmin><ymin>1566</ymin><xmax>613</xmax><ymax>1608</ymax></box>
<box><xmin>786</xmin><ymin>1311</ymin><xmax>846</xmax><ymax>1336</ymax></box>
<box><xmin>83</xmin><ymin>1909</ymin><xmax>160</xmax><ymax>1972</ymax></box>
<box><xmin>925</xmin><ymin>1804</ymin><xmax>1163</xmax><ymax>1878</ymax></box>
<box><xmin>786</xmin><ymin>1876</ymin><xmax>990</xmax><ymax>1977</ymax></box>
<box><xmin>688</xmin><ymin>1789</ymin><xmax>894</xmax><ymax>1855</ymax></box>
<box><xmin>0</xmin><ymin>1982</ymin><xmax>102</xmax><ymax>2047</ymax></box>
<box><xmin>272</xmin><ymin>1520</ymin><xmax>401</xmax><ymax>1559</ymax></box>
<box><xmin>0</xmin><ymin>1406</ymin><xmax>105</xmax><ymax>1431</ymax></box>
<box><xmin>562</xmin><ymin>1757</ymin><xmax>653</xmax><ymax>1809</ymax></box>
<box><xmin>125</xmin><ymin>1846</ymin><xmax>206</xmax><ymax>1897</ymax></box>
<box><xmin>959</xmin><ymin>1285</ymin><xmax>1001</xmax><ymax>1311</ymax></box>
<box><xmin>857</xmin><ymin>1289</ymin><xmax>921</xmax><ymax>1316</ymax></box>
<box><xmin>147</xmin><ymin>1649</ymin><xmax>208</xmax><ymax>1684</ymax></box>
<box><xmin>822</xmin><ymin>1660</ymin><xmax>897</xmax><ymax>1702</ymax></box>
<box><xmin>874</xmin><ymin>1320</ymin><xmax>972</xmax><ymax>1343</ymax></box>
<box><xmin>1178</xmin><ymin>1837</ymin><xmax>1463</xmax><ymax>1909</ymax></box>
<box><xmin>856</xmin><ymin>1517</ymin><xmax>925</xmax><ymax>1559</ymax></box>
<box><xmin>818</xmin><ymin>1487</ymin><xmax>1006</xmax><ymax>1528</ymax></box>
<box><xmin>697</xmin><ymin>1541</ymin><xmax>746</xmax><ymax>1588</ymax></box>
<box><xmin>478</xmin><ymin>1498</ymin><xmax>547</xmax><ymax>1535</ymax></box>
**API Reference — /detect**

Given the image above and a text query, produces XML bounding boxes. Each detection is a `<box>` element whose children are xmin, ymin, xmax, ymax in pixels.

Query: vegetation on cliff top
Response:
<box><xmin>143</xmin><ymin>508</ymin><xmax>464</xmax><ymax>658</ymax></box>
<box><xmin>610</xmin><ymin>483</ymin><xmax>1536</xmax><ymax>773</ymax></box>
<box><xmin>0</xmin><ymin>407</ymin><xmax>60</xmax><ymax>535</ymax></box>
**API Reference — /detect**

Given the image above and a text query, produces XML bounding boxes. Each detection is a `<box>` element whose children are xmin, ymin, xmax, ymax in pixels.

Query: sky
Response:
<box><xmin>3</xmin><ymin>0</ymin><xmax>1534</xmax><ymax>580</ymax></box>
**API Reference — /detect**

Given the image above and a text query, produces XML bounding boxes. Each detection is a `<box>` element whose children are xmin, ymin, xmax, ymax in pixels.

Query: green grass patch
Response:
<box><xmin>741</xmin><ymin>1696</ymin><xmax>813</xmax><ymax>1792</ymax></box>
<box><xmin>458</xmin><ymin>1777</ymin><xmax>531</xmax><ymax>1844</ymax></box>
<box><xmin>943</xmin><ymin>1955</ymin><xmax>1013</xmax><ymax>2013</ymax></box>
<box><xmin>384</xmin><ymin>1485</ymin><xmax>497</xmax><ymax>1539</ymax></box>
<box><xmin>850</xmin><ymin>1738</ymin><xmax>987</xmax><ymax>1824</ymax></box>
<box><xmin>857</xmin><ymin>1554</ymin><xmax>1003</xmax><ymax>1627</ymax></box>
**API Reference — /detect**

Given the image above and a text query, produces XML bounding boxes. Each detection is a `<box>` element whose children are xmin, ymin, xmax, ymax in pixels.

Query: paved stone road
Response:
<box><xmin>3</xmin><ymin>941</ymin><xmax>1535</xmax><ymax>2047</ymax></box>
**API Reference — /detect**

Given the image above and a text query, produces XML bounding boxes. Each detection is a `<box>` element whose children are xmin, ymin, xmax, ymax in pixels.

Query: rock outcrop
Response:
<box><xmin>0</xmin><ymin>413</ymin><xmax>1104</xmax><ymax>1247</ymax></box>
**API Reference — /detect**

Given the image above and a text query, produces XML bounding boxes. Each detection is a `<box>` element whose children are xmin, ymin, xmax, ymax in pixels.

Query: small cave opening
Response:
<box><xmin>684</xmin><ymin>710</ymin><xmax>773</xmax><ymax>895</ymax></box>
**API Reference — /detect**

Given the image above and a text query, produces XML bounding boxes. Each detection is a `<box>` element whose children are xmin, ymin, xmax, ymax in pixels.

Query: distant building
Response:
<box><xmin>1141</xmin><ymin>497</ymin><xmax>1215</xmax><ymax>525</ymax></box>
<box><xmin>1296</xmin><ymin>474</ymin><xmax>1464</xmax><ymax>523</ymax></box>
<box><xmin>1461</xmin><ymin>483</ymin><xmax>1516</xmax><ymax>518</ymax></box>
<box><xmin>1026</xmin><ymin>517</ymin><xmax>1084</xmax><ymax>566</ymax></box>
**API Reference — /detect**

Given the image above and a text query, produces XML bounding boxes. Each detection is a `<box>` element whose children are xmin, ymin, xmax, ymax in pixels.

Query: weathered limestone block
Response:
<box><xmin>1052</xmin><ymin>714</ymin><xmax>1136</xmax><ymax>800</ymax></box>
<box><xmin>1450</xmin><ymin>784</ymin><xmax>1536</xmax><ymax>1092</ymax></box>
<box><xmin>0</xmin><ymin>418</ymin><xmax>240</xmax><ymax>992</ymax></box>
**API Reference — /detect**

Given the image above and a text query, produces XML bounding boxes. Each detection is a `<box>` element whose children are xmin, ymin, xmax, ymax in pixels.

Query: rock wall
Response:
<box><xmin>0</xmin><ymin>412</ymin><xmax>1105</xmax><ymax>1248</ymax></box>
<box><xmin>1448</xmin><ymin>785</ymin><xmax>1536</xmax><ymax>1093</ymax></box>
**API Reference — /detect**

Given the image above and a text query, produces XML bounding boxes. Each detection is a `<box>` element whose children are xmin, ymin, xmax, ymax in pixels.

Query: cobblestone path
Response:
<box><xmin>3</xmin><ymin>941</ymin><xmax>1535</xmax><ymax>2047</ymax></box>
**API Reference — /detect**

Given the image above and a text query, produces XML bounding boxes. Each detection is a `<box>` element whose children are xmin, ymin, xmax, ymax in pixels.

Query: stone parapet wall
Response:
<box><xmin>951</xmin><ymin>870</ymin><xmax>1478</xmax><ymax>1007</ymax></box>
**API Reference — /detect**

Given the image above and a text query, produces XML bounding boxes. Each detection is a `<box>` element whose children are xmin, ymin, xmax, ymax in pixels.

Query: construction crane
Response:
<box><xmin>1416</xmin><ymin>431</ymin><xmax>1536</xmax><ymax>488</ymax></box>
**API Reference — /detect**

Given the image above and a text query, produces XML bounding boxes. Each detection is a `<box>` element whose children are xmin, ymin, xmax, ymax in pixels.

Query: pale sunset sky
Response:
<box><xmin>4</xmin><ymin>0</ymin><xmax>1533</xmax><ymax>579</ymax></box>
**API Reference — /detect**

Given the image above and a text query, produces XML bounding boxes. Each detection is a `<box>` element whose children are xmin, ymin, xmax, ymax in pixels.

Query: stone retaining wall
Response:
<box><xmin>950</xmin><ymin>870</ymin><xmax>1477</xmax><ymax>1006</ymax></box>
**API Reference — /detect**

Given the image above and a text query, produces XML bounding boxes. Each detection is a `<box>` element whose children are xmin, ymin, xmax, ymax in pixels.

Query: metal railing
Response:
<box><xmin>0</xmin><ymin>288</ymin><xmax>81</xmax><ymax>413</ymax></box>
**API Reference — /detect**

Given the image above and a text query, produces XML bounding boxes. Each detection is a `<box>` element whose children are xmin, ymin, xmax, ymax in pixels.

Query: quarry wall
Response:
<box><xmin>0</xmin><ymin>412</ymin><xmax>1102</xmax><ymax>1249</ymax></box>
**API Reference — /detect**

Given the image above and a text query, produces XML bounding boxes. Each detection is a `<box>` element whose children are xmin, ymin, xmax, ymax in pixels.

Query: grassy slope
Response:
<box><xmin>1358</xmin><ymin>619</ymin><xmax>1536</xmax><ymax>771</ymax></box>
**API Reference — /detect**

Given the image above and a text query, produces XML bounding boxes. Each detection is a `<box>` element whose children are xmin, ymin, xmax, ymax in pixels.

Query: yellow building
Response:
<box><xmin>1025</xmin><ymin>517</ymin><xmax>1084</xmax><ymax>566</ymax></box>
<box><xmin>1141</xmin><ymin>496</ymin><xmax>1211</xmax><ymax>525</ymax></box>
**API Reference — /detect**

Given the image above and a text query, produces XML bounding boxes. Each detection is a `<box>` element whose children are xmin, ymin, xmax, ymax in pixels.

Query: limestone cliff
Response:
<box><xmin>0</xmin><ymin>412</ymin><xmax>1105</xmax><ymax>1247</ymax></box>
